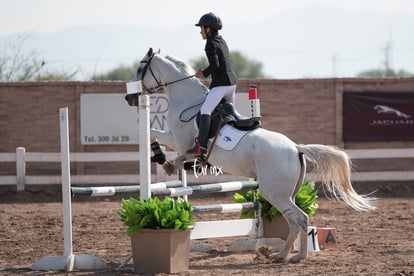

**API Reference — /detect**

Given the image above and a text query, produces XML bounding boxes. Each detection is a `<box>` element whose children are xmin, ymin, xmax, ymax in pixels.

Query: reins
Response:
<box><xmin>164</xmin><ymin>74</ymin><xmax>196</xmax><ymax>87</ymax></box>
<box><xmin>179</xmin><ymin>101</ymin><xmax>204</xmax><ymax>123</ymax></box>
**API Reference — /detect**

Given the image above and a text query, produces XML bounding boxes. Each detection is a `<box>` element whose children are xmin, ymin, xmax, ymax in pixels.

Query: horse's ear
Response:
<box><xmin>156</xmin><ymin>48</ymin><xmax>161</xmax><ymax>54</ymax></box>
<box><xmin>147</xmin><ymin>47</ymin><xmax>153</xmax><ymax>57</ymax></box>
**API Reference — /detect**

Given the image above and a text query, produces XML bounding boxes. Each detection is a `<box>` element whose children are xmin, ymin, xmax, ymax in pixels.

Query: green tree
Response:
<box><xmin>229</xmin><ymin>51</ymin><xmax>265</xmax><ymax>78</ymax></box>
<box><xmin>190</xmin><ymin>51</ymin><xmax>265</xmax><ymax>78</ymax></box>
<box><xmin>356</xmin><ymin>68</ymin><xmax>413</xmax><ymax>78</ymax></box>
<box><xmin>93</xmin><ymin>50</ymin><xmax>265</xmax><ymax>81</ymax></box>
<box><xmin>0</xmin><ymin>34</ymin><xmax>78</xmax><ymax>81</ymax></box>
<box><xmin>190</xmin><ymin>56</ymin><xmax>208</xmax><ymax>73</ymax></box>
<box><xmin>35</xmin><ymin>70</ymin><xmax>78</xmax><ymax>81</ymax></box>
<box><xmin>92</xmin><ymin>62</ymin><xmax>138</xmax><ymax>81</ymax></box>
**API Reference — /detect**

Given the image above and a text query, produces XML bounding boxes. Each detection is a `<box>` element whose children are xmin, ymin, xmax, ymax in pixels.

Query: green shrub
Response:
<box><xmin>118</xmin><ymin>197</ymin><xmax>194</xmax><ymax>236</ymax></box>
<box><xmin>234</xmin><ymin>181</ymin><xmax>319</xmax><ymax>222</ymax></box>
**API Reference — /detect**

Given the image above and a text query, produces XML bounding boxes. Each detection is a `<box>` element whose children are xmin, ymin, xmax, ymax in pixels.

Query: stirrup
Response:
<box><xmin>194</xmin><ymin>146</ymin><xmax>207</xmax><ymax>157</ymax></box>
<box><xmin>187</xmin><ymin>139</ymin><xmax>207</xmax><ymax>157</ymax></box>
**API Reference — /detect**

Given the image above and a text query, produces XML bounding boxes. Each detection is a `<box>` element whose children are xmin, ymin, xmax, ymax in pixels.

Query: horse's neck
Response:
<box><xmin>164</xmin><ymin>79</ymin><xmax>206</xmax><ymax>140</ymax></box>
<box><xmin>157</xmin><ymin>55</ymin><xmax>207</xmax><ymax>129</ymax></box>
<box><xmin>166</xmin><ymin>79</ymin><xmax>207</xmax><ymax>111</ymax></box>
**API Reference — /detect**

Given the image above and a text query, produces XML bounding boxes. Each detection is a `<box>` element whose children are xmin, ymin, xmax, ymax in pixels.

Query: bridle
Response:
<box><xmin>138</xmin><ymin>53</ymin><xmax>195</xmax><ymax>94</ymax></box>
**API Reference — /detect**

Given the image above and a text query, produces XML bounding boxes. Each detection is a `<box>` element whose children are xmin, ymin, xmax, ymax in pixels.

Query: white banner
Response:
<box><xmin>80</xmin><ymin>93</ymin><xmax>250</xmax><ymax>145</ymax></box>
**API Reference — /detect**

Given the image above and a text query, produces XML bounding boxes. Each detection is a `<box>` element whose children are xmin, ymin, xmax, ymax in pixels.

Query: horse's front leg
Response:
<box><xmin>150</xmin><ymin>129</ymin><xmax>195</xmax><ymax>175</ymax></box>
<box><xmin>150</xmin><ymin>129</ymin><xmax>176</xmax><ymax>149</ymax></box>
<box><xmin>162</xmin><ymin>153</ymin><xmax>193</xmax><ymax>175</ymax></box>
<box><xmin>150</xmin><ymin>129</ymin><xmax>180</xmax><ymax>175</ymax></box>
<box><xmin>173</xmin><ymin>153</ymin><xmax>194</xmax><ymax>170</ymax></box>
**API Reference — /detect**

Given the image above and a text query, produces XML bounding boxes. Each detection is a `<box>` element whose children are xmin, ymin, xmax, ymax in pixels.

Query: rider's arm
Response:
<box><xmin>201</xmin><ymin>42</ymin><xmax>219</xmax><ymax>77</ymax></box>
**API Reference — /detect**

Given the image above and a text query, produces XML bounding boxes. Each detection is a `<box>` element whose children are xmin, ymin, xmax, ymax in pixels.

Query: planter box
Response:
<box><xmin>262</xmin><ymin>216</ymin><xmax>289</xmax><ymax>240</ymax></box>
<box><xmin>131</xmin><ymin>229</ymin><xmax>190</xmax><ymax>274</ymax></box>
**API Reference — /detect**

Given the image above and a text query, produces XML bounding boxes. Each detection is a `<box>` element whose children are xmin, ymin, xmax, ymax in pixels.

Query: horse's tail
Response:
<box><xmin>296</xmin><ymin>144</ymin><xmax>376</xmax><ymax>212</ymax></box>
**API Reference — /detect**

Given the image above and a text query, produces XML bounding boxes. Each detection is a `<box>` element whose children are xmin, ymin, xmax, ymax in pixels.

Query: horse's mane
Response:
<box><xmin>164</xmin><ymin>54</ymin><xmax>208</xmax><ymax>93</ymax></box>
<box><xmin>165</xmin><ymin>55</ymin><xmax>195</xmax><ymax>75</ymax></box>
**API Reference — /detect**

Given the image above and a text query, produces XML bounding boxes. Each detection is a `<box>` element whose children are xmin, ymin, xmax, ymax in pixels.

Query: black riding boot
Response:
<box><xmin>187</xmin><ymin>114</ymin><xmax>211</xmax><ymax>156</ymax></box>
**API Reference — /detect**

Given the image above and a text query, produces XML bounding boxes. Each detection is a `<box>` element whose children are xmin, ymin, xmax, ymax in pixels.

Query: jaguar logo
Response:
<box><xmin>374</xmin><ymin>105</ymin><xmax>411</xmax><ymax>119</ymax></box>
<box><xmin>370</xmin><ymin>105</ymin><xmax>413</xmax><ymax>126</ymax></box>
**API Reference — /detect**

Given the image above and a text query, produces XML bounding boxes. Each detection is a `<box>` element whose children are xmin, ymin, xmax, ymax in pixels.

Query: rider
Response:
<box><xmin>187</xmin><ymin>12</ymin><xmax>238</xmax><ymax>157</ymax></box>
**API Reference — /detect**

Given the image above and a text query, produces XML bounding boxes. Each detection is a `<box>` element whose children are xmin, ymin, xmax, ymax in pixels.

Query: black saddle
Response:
<box><xmin>197</xmin><ymin>102</ymin><xmax>261</xmax><ymax>138</ymax></box>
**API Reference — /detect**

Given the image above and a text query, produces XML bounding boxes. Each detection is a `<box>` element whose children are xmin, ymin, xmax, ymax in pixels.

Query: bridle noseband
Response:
<box><xmin>138</xmin><ymin>54</ymin><xmax>195</xmax><ymax>94</ymax></box>
<box><xmin>138</xmin><ymin>54</ymin><xmax>163</xmax><ymax>94</ymax></box>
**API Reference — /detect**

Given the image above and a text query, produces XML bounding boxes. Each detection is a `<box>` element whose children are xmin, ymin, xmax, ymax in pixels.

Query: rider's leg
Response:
<box><xmin>187</xmin><ymin>85</ymin><xmax>236</xmax><ymax>157</ymax></box>
<box><xmin>187</xmin><ymin>114</ymin><xmax>211</xmax><ymax>156</ymax></box>
<box><xmin>222</xmin><ymin>84</ymin><xmax>236</xmax><ymax>104</ymax></box>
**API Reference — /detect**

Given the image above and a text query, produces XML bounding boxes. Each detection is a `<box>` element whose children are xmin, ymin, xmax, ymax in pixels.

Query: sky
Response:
<box><xmin>1</xmin><ymin>0</ymin><xmax>414</xmax><ymax>79</ymax></box>
<box><xmin>1</xmin><ymin>0</ymin><xmax>414</xmax><ymax>35</ymax></box>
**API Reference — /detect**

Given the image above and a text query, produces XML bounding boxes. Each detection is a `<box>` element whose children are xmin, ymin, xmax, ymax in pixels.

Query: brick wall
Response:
<box><xmin>1</xmin><ymin>78</ymin><xmax>414</xmax><ymax>177</ymax></box>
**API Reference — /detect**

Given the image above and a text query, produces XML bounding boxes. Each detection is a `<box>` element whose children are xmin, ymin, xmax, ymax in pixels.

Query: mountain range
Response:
<box><xmin>1</xmin><ymin>5</ymin><xmax>413</xmax><ymax>79</ymax></box>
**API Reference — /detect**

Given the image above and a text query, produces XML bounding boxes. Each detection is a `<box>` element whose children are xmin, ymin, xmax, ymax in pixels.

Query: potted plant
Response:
<box><xmin>234</xmin><ymin>181</ymin><xmax>319</xmax><ymax>239</ymax></box>
<box><xmin>118</xmin><ymin>196</ymin><xmax>194</xmax><ymax>274</ymax></box>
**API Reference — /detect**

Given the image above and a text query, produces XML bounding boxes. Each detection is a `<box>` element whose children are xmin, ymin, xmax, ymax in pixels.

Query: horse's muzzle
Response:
<box><xmin>125</xmin><ymin>94</ymin><xmax>138</xmax><ymax>107</ymax></box>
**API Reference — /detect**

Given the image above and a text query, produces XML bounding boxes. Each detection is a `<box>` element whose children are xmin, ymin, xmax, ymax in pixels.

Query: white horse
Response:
<box><xmin>125</xmin><ymin>48</ymin><xmax>376</xmax><ymax>263</ymax></box>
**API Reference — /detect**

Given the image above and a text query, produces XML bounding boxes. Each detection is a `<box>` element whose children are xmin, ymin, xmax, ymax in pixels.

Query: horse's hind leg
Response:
<box><xmin>265</xmin><ymin>198</ymin><xmax>309</xmax><ymax>263</ymax></box>
<box><xmin>286</xmin><ymin>155</ymin><xmax>308</xmax><ymax>263</ymax></box>
<box><xmin>259</xmin><ymin>153</ymin><xmax>308</xmax><ymax>263</ymax></box>
<box><xmin>277</xmin><ymin>153</ymin><xmax>308</xmax><ymax>262</ymax></box>
<box><xmin>281</xmin><ymin>203</ymin><xmax>308</xmax><ymax>263</ymax></box>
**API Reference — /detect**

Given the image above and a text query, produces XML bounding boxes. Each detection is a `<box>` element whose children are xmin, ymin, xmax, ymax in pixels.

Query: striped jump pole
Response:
<box><xmin>71</xmin><ymin>180</ymin><xmax>183</xmax><ymax>197</ymax></box>
<box><xmin>151</xmin><ymin>180</ymin><xmax>258</xmax><ymax>197</ymax></box>
<box><xmin>192</xmin><ymin>202</ymin><xmax>258</xmax><ymax>213</ymax></box>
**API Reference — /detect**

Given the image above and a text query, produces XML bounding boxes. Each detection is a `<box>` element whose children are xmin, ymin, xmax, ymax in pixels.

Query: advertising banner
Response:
<box><xmin>80</xmin><ymin>93</ymin><xmax>169</xmax><ymax>145</ymax></box>
<box><xmin>343</xmin><ymin>92</ymin><xmax>414</xmax><ymax>141</ymax></box>
<box><xmin>80</xmin><ymin>93</ymin><xmax>250</xmax><ymax>145</ymax></box>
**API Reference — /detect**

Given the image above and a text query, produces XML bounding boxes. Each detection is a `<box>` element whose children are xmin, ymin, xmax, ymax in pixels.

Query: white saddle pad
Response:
<box><xmin>212</xmin><ymin>124</ymin><xmax>249</xmax><ymax>151</ymax></box>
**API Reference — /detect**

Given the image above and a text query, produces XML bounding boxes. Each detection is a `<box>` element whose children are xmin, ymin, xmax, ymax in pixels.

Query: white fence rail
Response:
<box><xmin>0</xmin><ymin>147</ymin><xmax>247</xmax><ymax>191</ymax></box>
<box><xmin>1</xmin><ymin>147</ymin><xmax>414</xmax><ymax>191</ymax></box>
<box><xmin>345</xmin><ymin>149</ymin><xmax>414</xmax><ymax>182</ymax></box>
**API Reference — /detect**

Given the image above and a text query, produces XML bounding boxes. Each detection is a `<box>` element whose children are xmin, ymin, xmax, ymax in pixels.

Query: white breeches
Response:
<box><xmin>200</xmin><ymin>85</ymin><xmax>236</xmax><ymax>115</ymax></box>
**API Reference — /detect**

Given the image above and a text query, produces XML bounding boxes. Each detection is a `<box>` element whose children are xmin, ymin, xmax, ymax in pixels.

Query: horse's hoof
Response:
<box><xmin>256</xmin><ymin>246</ymin><xmax>273</xmax><ymax>258</ymax></box>
<box><xmin>163</xmin><ymin>160</ymin><xmax>175</xmax><ymax>175</ymax></box>
<box><xmin>288</xmin><ymin>254</ymin><xmax>305</xmax><ymax>263</ymax></box>
<box><xmin>272</xmin><ymin>254</ymin><xmax>287</xmax><ymax>263</ymax></box>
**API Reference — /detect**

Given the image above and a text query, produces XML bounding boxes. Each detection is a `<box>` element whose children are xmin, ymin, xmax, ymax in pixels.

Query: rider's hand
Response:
<box><xmin>195</xmin><ymin>70</ymin><xmax>204</xmax><ymax>78</ymax></box>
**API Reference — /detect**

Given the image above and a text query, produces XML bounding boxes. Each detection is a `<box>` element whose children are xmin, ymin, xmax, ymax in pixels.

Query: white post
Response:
<box><xmin>59</xmin><ymin>107</ymin><xmax>75</xmax><ymax>270</ymax></box>
<box><xmin>16</xmin><ymin>147</ymin><xmax>26</xmax><ymax>191</ymax></box>
<box><xmin>32</xmin><ymin>108</ymin><xmax>105</xmax><ymax>271</ymax></box>
<box><xmin>139</xmin><ymin>94</ymin><xmax>151</xmax><ymax>200</ymax></box>
<box><xmin>181</xmin><ymin>169</ymin><xmax>188</xmax><ymax>201</ymax></box>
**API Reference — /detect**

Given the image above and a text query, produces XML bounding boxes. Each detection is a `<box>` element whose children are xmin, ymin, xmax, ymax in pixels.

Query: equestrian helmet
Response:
<box><xmin>195</xmin><ymin>12</ymin><xmax>223</xmax><ymax>30</ymax></box>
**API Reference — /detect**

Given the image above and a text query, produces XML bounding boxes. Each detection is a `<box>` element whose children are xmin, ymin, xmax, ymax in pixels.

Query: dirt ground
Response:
<box><xmin>0</xmin><ymin>184</ymin><xmax>413</xmax><ymax>276</ymax></box>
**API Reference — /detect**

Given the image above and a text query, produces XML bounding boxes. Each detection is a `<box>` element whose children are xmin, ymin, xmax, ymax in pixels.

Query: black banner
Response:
<box><xmin>343</xmin><ymin>92</ymin><xmax>414</xmax><ymax>141</ymax></box>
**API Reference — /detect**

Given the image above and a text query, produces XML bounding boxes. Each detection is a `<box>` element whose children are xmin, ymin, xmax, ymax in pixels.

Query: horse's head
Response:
<box><xmin>125</xmin><ymin>47</ymin><xmax>206</xmax><ymax>107</ymax></box>
<box><xmin>125</xmin><ymin>48</ymin><xmax>163</xmax><ymax>106</ymax></box>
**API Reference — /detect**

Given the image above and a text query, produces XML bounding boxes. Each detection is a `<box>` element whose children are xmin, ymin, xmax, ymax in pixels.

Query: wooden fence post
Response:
<box><xmin>16</xmin><ymin>147</ymin><xmax>25</xmax><ymax>191</ymax></box>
